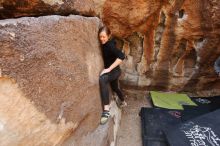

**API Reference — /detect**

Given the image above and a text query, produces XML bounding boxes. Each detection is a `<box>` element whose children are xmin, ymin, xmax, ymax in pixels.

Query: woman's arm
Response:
<box><xmin>100</xmin><ymin>58</ymin><xmax>123</xmax><ymax>75</ymax></box>
<box><xmin>109</xmin><ymin>58</ymin><xmax>123</xmax><ymax>71</ymax></box>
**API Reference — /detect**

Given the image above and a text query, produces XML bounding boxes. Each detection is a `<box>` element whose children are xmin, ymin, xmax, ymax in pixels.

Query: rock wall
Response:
<box><xmin>0</xmin><ymin>0</ymin><xmax>220</xmax><ymax>145</ymax></box>
<box><xmin>62</xmin><ymin>101</ymin><xmax>121</xmax><ymax>146</ymax></box>
<box><xmin>0</xmin><ymin>15</ymin><xmax>110</xmax><ymax>146</ymax></box>
<box><xmin>1</xmin><ymin>0</ymin><xmax>220</xmax><ymax>96</ymax></box>
<box><xmin>0</xmin><ymin>0</ymin><xmax>105</xmax><ymax>18</ymax></box>
<box><xmin>103</xmin><ymin>0</ymin><xmax>220</xmax><ymax>95</ymax></box>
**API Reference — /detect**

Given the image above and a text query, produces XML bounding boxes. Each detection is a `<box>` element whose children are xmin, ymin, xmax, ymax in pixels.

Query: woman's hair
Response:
<box><xmin>98</xmin><ymin>26</ymin><xmax>111</xmax><ymax>36</ymax></box>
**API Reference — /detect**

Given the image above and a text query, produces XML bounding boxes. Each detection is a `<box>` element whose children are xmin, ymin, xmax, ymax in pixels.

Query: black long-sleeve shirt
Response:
<box><xmin>101</xmin><ymin>38</ymin><xmax>125</xmax><ymax>69</ymax></box>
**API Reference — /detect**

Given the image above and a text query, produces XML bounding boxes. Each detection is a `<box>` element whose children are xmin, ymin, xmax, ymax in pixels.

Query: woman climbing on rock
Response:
<box><xmin>98</xmin><ymin>26</ymin><xmax>127</xmax><ymax>125</ymax></box>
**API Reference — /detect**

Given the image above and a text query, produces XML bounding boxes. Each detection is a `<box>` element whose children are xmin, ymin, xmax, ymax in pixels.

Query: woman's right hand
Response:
<box><xmin>100</xmin><ymin>68</ymin><xmax>111</xmax><ymax>76</ymax></box>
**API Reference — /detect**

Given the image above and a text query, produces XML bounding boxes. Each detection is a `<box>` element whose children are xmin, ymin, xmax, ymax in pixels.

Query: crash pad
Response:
<box><xmin>150</xmin><ymin>91</ymin><xmax>197</xmax><ymax>110</ymax></box>
<box><xmin>191</xmin><ymin>96</ymin><xmax>220</xmax><ymax>111</ymax></box>
<box><xmin>165</xmin><ymin>109</ymin><xmax>220</xmax><ymax>146</ymax></box>
<box><xmin>181</xmin><ymin>105</ymin><xmax>210</xmax><ymax>121</ymax></box>
<box><xmin>139</xmin><ymin>108</ymin><xmax>182</xmax><ymax>146</ymax></box>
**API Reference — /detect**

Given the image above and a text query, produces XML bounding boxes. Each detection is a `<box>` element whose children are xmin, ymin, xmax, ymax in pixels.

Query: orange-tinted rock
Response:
<box><xmin>102</xmin><ymin>0</ymin><xmax>162</xmax><ymax>38</ymax></box>
<box><xmin>149</xmin><ymin>0</ymin><xmax>220</xmax><ymax>94</ymax></box>
<box><xmin>0</xmin><ymin>15</ymin><xmax>108</xmax><ymax>145</ymax></box>
<box><xmin>106</xmin><ymin>0</ymin><xmax>220</xmax><ymax>95</ymax></box>
<box><xmin>0</xmin><ymin>0</ymin><xmax>100</xmax><ymax>19</ymax></box>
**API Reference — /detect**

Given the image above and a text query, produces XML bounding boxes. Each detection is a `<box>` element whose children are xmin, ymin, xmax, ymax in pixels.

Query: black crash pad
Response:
<box><xmin>165</xmin><ymin>109</ymin><xmax>220</xmax><ymax>146</ymax></box>
<box><xmin>181</xmin><ymin>104</ymin><xmax>211</xmax><ymax>121</ymax></box>
<box><xmin>139</xmin><ymin>108</ymin><xmax>182</xmax><ymax>146</ymax></box>
<box><xmin>191</xmin><ymin>96</ymin><xmax>220</xmax><ymax>111</ymax></box>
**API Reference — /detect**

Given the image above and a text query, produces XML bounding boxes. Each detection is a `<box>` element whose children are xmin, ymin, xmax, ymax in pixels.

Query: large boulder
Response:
<box><xmin>0</xmin><ymin>15</ymin><xmax>108</xmax><ymax>145</ymax></box>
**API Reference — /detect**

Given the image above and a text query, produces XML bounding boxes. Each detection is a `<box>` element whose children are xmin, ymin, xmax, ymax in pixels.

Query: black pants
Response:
<box><xmin>99</xmin><ymin>68</ymin><xmax>124</xmax><ymax>105</ymax></box>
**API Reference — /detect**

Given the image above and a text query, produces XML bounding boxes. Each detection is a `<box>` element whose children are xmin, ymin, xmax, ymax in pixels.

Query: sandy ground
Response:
<box><xmin>116</xmin><ymin>90</ymin><xmax>152</xmax><ymax>146</ymax></box>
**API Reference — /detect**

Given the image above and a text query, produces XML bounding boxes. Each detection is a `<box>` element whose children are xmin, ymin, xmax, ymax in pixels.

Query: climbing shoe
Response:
<box><xmin>100</xmin><ymin>110</ymin><xmax>110</xmax><ymax>125</ymax></box>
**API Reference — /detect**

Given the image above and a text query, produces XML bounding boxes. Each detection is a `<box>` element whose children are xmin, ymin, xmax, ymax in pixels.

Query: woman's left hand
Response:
<box><xmin>100</xmin><ymin>68</ymin><xmax>111</xmax><ymax>76</ymax></box>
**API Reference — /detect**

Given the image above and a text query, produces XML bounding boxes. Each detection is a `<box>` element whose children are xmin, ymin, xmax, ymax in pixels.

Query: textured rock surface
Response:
<box><xmin>103</xmin><ymin>0</ymin><xmax>220</xmax><ymax>95</ymax></box>
<box><xmin>0</xmin><ymin>77</ymin><xmax>74</xmax><ymax>145</ymax></box>
<box><xmin>0</xmin><ymin>0</ymin><xmax>219</xmax><ymax>145</ymax></box>
<box><xmin>63</xmin><ymin>101</ymin><xmax>121</xmax><ymax>146</ymax></box>
<box><xmin>1</xmin><ymin>0</ymin><xmax>220</xmax><ymax>96</ymax></box>
<box><xmin>0</xmin><ymin>15</ymin><xmax>111</xmax><ymax>146</ymax></box>
<box><xmin>102</xmin><ymin>0</ymin><xmax>162</xmax><ymax>37</ymax></box>
<box><xmin>0</xmin><ymin>0</ymin><xmax>105</xmax><ymax>19</ymax></box>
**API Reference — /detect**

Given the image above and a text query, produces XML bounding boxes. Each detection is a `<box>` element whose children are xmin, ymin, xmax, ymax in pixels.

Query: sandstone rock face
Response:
<box><xmin>103</xmin><ymin>0</ymin><xmax>220</xmax><ymax>95</ymax></box>
<box><xmin>0</xmin><ymin>0</ymin><xmax>219</xmax><ymax>145</ymax></box>
<box><xmin>0</xmin><ymin>0</ymin><xmax>105</xmax><ymax>19</ymax></box>
<box><xmin>1</xmin><ymin>0</ymin><xmax>220</xmax><ymax>96</ymax></box>
<box><xmin>0</xmin><ymin>15</ymin><xmax>106</xmax><ymax>145</ymax></box>
<box><xmin>102</xmin><ymin>0</ymin><xmax>162</xmax><ymax>37</ymax></box>
<box><xmin>62</xmin><ymin>101</ymin><xmax>121</xmax><ymax>146</ymax></box>
<box><xmin>0</xmin><ymin>77</ymin><xmax>74</xmax><ymax>145</ymax></box>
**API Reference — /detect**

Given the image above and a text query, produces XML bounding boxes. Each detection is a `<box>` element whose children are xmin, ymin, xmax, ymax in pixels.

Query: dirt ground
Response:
<box><xmin>116</xmin><ymin>90</ymin><xmax>151</xmax><ymax>146</ymax></box>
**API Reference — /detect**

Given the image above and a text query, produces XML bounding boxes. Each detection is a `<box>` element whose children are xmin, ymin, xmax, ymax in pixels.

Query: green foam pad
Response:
<box><xmin>150</xmin><ymin>91</ymin><xmax>197</xmax><ymax>110</ymax></box>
